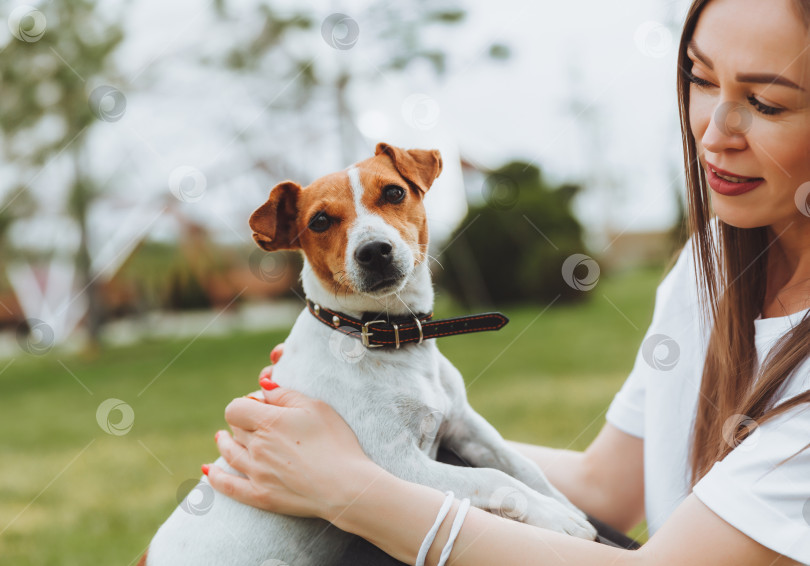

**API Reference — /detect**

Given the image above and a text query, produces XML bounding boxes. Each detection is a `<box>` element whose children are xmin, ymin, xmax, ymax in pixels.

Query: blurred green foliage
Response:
<box><xmin>440</xmin><ymin>161</ymin><xmax>586</xmax><ymax>307</ymax></box>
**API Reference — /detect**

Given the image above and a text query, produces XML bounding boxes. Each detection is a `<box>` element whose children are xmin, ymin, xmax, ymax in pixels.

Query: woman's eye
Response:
<box><xmin>383</xmin><ymin>185</ymin><xmax>406</xmax><ymax>204</ymax></box>
<box><xmin>747</xmin><ymin>96</ymin><xmax>784</xmax><ymax>116</ymax></box>
<box><xmin>308</xmin><ymin>212</ymin><xmax>331</xmax><ymax>233</ymax></box>
<box><xmin>685</xmin><ymin>70</ymin><xmax>714</xmax><ymax>88</ymax></box>
<box><xmin>685</xmin><ymin>70</ymin><xmax>786</xmax><ymax>116</ymax></box>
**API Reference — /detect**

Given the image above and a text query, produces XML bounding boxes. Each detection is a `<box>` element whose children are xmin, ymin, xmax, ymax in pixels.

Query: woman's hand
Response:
<box><xmin>206</xmin><ymin>348</ymin><xmax>376</xmax><ymax>522</ymax></box>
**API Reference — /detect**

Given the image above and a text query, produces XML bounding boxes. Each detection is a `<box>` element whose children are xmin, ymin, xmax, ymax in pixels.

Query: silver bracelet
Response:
<box><xmin>416</xmin><ymin>491</ymin><xmax>455</xmax><ymax>566</ymax></box>
<box><xmin>437</xmin><ymin>497</ymin><xmax>471</xmax><ymax>566</ymax></box>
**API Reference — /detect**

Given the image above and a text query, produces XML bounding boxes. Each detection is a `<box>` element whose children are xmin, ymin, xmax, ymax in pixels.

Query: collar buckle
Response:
<box><xmin>361</xmin><ymin>319</ymin><xmax>386</xmax><ymax>348</ymax></box>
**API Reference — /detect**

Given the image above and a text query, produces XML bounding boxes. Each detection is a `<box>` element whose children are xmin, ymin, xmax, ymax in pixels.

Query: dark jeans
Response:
<box><xmin>337</xmin><ymin>447</ymin><xmax>641</xmax><ymax>565</ymax></box>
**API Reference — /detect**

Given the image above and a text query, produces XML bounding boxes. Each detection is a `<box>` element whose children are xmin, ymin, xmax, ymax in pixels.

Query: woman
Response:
<box><xmin>206</xmin><ymin>0</ymin><xmax>810</xmax><ymax>563</ymax></box>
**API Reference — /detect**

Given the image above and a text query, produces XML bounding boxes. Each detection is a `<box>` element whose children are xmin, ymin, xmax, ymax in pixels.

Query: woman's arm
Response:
<box><xmin>207</xmin><ymin>386</ymin><xmax>799</xmax><ymax>566</ymax></box>
<box><xmin>507</xmin><ymin>423</ymin><xmax>645</xmax><ymax>532</ymax></box>
<box><xmin>329</xmin><ymin>461</ymin><xmax>798</xmax><ymax>566</ymax></box>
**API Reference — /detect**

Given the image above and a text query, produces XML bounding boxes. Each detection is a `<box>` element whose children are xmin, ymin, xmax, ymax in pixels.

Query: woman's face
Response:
<box><xmin>688</xmin><ymin>0</ymin><xmax>810</xmax><ymax>230</ymax></box>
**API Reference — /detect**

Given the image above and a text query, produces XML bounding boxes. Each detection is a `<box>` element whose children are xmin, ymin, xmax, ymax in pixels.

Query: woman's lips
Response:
<box><xmin>705</xmin><ymin>161</ymin><xmax>764</xmax><ymax>196</ymax></box>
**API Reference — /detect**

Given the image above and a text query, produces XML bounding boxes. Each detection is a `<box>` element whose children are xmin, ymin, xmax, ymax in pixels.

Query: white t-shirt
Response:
<box><xmin>605</xmin><ymin>235</ymin><xmax>810</xmax><ymax>564</ymax></box>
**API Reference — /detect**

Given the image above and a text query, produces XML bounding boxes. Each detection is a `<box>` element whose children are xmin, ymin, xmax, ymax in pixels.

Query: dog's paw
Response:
<box><xmin>491</xmin><ymin>488</ymin><xmax>597</xmax><ymax>540</ymax></box>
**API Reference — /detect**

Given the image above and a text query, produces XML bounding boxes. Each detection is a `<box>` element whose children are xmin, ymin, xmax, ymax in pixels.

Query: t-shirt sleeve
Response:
<box><xmin>692</xmin><ymin>404</ymin><xmax>810</xmax><ymax>564</ymax></box>
<box><xmin>605</xmin><ymin>240</ymin><xmax>696</xmax><ymax>439</ymax></box>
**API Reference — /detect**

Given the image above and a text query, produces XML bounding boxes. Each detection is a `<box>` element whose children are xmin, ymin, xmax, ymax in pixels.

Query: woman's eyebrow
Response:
<box><xmin>687</xmin><ymin>39</ymin><xmax>805</xmax><ymax>92</ymax></box>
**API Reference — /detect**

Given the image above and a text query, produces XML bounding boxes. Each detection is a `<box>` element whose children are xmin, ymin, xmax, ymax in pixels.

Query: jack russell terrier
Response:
<box><xmin>143</xmin><ymin>142</ymin><xmax>596</xmax><ymax>565</ymax></box>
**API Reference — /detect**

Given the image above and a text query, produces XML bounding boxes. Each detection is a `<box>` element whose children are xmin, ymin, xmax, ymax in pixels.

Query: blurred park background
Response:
<box><xmin>1</xmin><ymin>0</ymin><xmax>692</xmax><ymax>562</ymax></box>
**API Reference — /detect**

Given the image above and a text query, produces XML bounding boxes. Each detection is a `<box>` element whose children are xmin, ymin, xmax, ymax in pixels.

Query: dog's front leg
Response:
<box><xmin>396</xmin><ymin>455</ymin><xmax>596</xmax><ymax>539</ymax></box>
<box><xmin>437</xmin><ymin>357</ymin><xmax>586</xmax><ymax>519</ymax></box>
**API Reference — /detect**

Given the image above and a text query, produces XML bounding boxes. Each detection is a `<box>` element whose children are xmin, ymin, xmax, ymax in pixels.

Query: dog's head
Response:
<box><xmin>249</xmin><ymin>142</ymin><xmax>443</xmax><ymax>298</ymax></box>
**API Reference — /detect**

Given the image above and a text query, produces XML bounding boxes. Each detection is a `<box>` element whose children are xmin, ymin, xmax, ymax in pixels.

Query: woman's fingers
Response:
<box><xmin>225</xmin><ymin>397</ymin><xmax>282</xmax><ymax>431</ymax></box>
<box><xmin>270</xmin><ymin>343</ymin><xmax>284</xmax><ymax>364</ymax></box>
<box><xmin>259</xmin><ymin>380</ymin><xmax>311</xmax><ymax>409</ymax></box>
<box><xmin>258</xmin><ymin>365</ymin><xmax>273</xmax><ymax>381</ymax></box>
<box><xmin>215</xmin><ymin>430</ymin><xmax>251</xmax><ymax>474</ymax></box>
<box><xmin>205</xmin><ymin>464</ymin><xmax>257</xmax><ymax>505</ymax></box>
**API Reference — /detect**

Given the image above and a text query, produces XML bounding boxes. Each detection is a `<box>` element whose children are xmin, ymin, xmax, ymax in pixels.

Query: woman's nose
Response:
<box><xmin>701</xmin><ymin>100</ymin><xmax>751</xmax><ymax>153</ymax></box>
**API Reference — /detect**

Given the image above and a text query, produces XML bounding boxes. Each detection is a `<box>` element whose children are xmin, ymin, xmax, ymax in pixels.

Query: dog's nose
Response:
<box><xmin>355</xmin><ymin>241</ymin><xmax>393</xmax><ymax>271</ymax></box>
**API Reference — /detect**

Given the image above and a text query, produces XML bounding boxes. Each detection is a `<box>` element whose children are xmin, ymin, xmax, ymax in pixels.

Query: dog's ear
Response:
<box><xmin>249</xmin><ymin>181</ymin><xmax>302</xmax><ymax>251</ymax></box>
<box><xmin>375</xmin><ymin>142</ymin><xmax>443</xmax><ymax>195</ymax></box>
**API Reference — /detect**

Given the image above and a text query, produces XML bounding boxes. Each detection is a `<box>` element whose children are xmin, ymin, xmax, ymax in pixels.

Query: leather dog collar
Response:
<box><xmin>306</xmin><ymin>299</ymin><xmax>509</xmax><ymax>349</ymax></box>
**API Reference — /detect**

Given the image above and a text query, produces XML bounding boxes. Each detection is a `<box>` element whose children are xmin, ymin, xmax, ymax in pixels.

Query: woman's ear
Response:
<box><xmin>249</xmin><ymin>181</ymin><xmax>302</xmax><ymax>251</ymax></box>
<box><xmin>374</xmin><ymin>142</ymin><xmax>443</xmax><ymax>195</ymax></box>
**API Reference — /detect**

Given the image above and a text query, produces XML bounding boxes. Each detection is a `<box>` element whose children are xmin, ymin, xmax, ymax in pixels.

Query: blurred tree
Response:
<box><xmin>439</xmin><ymin>161</ymin><xmax>587</xmax><ymax>307</ymax></box>
<box><xmin>210</xmin><ymin>1</ymin><xmax>505</xmax><ymax>164</ymax></box>
<box><xmin>0</xmin><ymin>1</ymin><xmax>125</xmax><ymax>348</ymax></box>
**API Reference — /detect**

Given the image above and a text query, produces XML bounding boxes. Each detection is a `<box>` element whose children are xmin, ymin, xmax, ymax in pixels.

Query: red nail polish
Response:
<box><xmin>201</xmin><ymin>464</ymin><xmax>210</xmax><ymax>476</ymax></box>
<box><xmin>270</xmin><ymin>345</ymin><xmax>283</xmax><ymax>364</ymax></box>
<box><xmin>260</xmin><ymin>377</ymin><xmax>280</xmax><ymax>391</ymax></box>
<box><xmin>214</xmin><ymin>431</ymin><xmax>220</xmax><ymax>442</ymax></box>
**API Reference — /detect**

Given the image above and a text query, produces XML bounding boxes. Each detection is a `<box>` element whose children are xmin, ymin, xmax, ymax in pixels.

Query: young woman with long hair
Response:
<box><xmin>205</xmin><ymin>0</ymin><xmax>810</xmax><ymax>563</ymax></box>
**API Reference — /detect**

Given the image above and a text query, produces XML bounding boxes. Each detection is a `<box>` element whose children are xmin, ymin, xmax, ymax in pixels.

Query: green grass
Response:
<box><xmin>0</xmin><ymin>265</ymin><xmax>664</xmax><ymax>564</ymax></box>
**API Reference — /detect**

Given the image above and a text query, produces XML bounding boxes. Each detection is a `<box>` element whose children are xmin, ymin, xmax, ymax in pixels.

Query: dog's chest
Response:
<box><xmin>272</xmin><ymin>311</ymin><xmax>453</xmax><ymax>458</ymax></box>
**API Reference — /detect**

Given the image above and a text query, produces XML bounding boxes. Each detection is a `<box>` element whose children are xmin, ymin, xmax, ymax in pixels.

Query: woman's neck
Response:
<box><xmin>762</xmin><ymin>219</ymin><xmax>810</xmax><ymax>318</ymax></box>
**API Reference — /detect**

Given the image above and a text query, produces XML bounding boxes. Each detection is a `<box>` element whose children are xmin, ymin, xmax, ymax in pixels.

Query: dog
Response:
<box><xmin>143</xmin><ymin>143</ymin><xmax>596</xmax><ymax>565</ymax></box>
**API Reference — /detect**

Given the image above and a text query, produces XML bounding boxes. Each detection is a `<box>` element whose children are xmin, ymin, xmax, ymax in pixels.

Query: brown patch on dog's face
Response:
<box><xmin>292</xmin><ymin>171</ymin><xmax>357</xmax><ymax>295</ymax></box>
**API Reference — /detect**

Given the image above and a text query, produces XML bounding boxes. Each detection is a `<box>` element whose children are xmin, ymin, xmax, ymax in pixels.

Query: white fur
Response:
<box><xmin>146</xmin><ymin>168</ymin><xmax>596</xmax><ymax>566</ymax></box>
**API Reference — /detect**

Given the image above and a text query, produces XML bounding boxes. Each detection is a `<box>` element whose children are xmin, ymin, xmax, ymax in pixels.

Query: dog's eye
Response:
<box><xmin>308</xmin><ymin>212</ymin><xmax>331</xmax><ymax>233</ymax></box>
<box><xmin>383</xmin><ymin>185</ymin><xmax>406</xmax><ymax>204</ymax></box>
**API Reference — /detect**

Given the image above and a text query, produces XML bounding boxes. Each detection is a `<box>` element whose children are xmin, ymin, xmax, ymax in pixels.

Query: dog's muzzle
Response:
<box><xmin>353</xmin><ymin>240</ymin><xmax>404</xmax><ymax>292</ymax></box>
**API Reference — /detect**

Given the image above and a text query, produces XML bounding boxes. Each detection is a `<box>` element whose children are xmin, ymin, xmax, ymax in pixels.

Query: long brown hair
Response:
<box><xmin>676</xmin><ymin>0</ymin><xmax>810</xmax><ymax>485</ymax></box>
